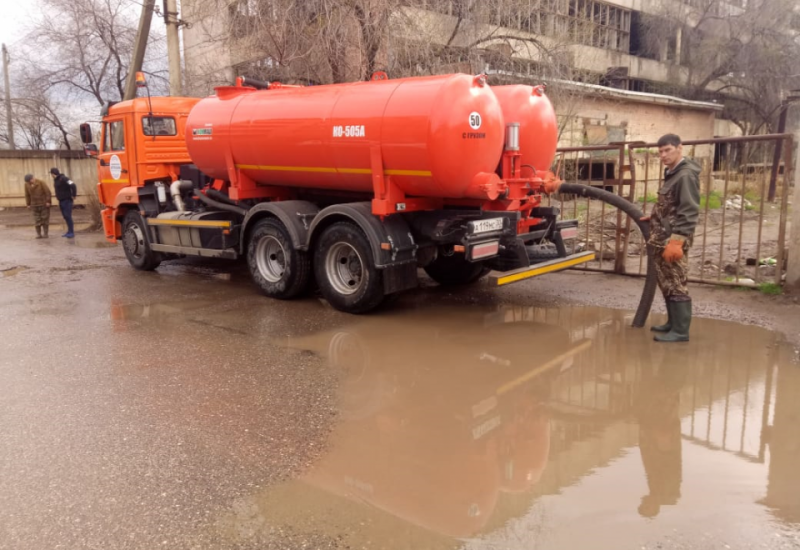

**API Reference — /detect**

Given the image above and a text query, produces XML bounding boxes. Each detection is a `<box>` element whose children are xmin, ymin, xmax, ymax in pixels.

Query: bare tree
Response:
<box><xmin>637</xmin><ymin>0</ymin><xmax>800</xmax><ymax>134</ymax></box>
<box><xmin>20</xmin><ymin>0</ymin><xmax>168</xmax><ymax>105</ymax></box>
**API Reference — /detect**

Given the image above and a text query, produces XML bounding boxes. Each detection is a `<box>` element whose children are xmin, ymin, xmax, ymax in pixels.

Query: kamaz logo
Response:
<box><xmin>333</xmin><ymin>125</ymin><xmax>365</xmax><ymax>138</ymax></box>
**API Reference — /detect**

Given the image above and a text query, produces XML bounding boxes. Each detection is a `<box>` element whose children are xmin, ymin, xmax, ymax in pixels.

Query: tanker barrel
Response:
<box><xmin>239</xmin><ymin>76</ymin><xmax>270</xmax><ymax>90</ymax></box>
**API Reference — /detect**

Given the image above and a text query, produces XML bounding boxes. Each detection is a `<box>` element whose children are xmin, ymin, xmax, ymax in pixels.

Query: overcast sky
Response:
<box><xmin>0</xmin><ymin>1</ymin><xmax>41</xmax><ymax>51</ymax></box>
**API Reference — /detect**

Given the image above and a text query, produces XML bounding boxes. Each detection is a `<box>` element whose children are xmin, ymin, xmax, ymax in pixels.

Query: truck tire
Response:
<box><xmin>122</xmin><ymin>211</ymin><xmax>161</xmax><ymax>271</ymax></box>
<box><xmin>424</xmin><ymin>251</ymin><xmax>488</xmax><ymax>286</ymax></box>
<box><xmin>314</xmin><ymin>222</ymin><xmax>384</xmax><ymax>313</ymax></box>
<box><xmin>247</xmin><ymin>218</ymin><xmax>311</xmax><ymax>299</ymax></box>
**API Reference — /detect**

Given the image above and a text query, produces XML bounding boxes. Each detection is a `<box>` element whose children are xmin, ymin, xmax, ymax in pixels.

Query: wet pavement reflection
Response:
<box><xmin>215</xmin><ymin>306</ymin><xmax>800</xmax><ymax>549</ymax></box>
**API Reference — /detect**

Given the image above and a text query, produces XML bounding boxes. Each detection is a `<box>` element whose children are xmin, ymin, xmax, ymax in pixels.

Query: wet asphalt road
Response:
<box><xmin>1</xmin><ymin>227</ymin><xmax>799</xmax><ymax>550</ymax></box>
<box><xmin>1</xmin><ymin>230</ymin><xmax>344</xmax><ymax>549</ymax></box>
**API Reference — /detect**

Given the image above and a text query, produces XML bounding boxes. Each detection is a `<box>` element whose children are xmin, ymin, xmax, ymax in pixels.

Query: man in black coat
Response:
<box><xmin>50</xmin><ymin>167</ymin><xmax>77</xmax><ymax>238</ymax></box>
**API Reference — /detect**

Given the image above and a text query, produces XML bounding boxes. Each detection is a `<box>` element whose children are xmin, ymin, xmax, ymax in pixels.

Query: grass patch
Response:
<box><xmin>700</xmin><ymin>190</ymin><xmax>723</xmax><ymax>210</ymax></box>
<box><xmin>757</xmin><ymin>282</ymin><xmax>783</xmax><ymax>295</ymax></box>
<box><xmin>644</xmin><ymin>193</ymin><xmax>658</xmax><ymax>204</ymax></box>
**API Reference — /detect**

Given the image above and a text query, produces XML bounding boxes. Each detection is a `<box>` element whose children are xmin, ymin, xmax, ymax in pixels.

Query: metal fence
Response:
<box><xmin>549</xmin><ymin>134</ymin><xmax>793</xmax><ymax>287</ymax></box>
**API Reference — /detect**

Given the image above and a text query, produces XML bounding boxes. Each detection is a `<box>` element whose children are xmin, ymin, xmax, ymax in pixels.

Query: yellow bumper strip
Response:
<box><xmin>101</xmin><ymin>179</ymin><xmax>130</xmax><ymax>184</ymax></box>
<box><xmin>236</xmin><ymin>164</ymin><xmax>432</xmax><ymax>178</ymax></box>
<box><xmin>490</xmin><ymin>251</ymin><xmax>596</xmax><ymax>286</ymax></box>
<box><xmin>147</xmin><ymin>219</ymin><xmax>232</xmax><ymax>228</ymax></box>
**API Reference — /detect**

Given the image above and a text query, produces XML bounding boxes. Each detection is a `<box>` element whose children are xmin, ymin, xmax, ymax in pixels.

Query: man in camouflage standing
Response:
<box><xmin>23</xmin><ymin>174</ymin><xmax>52</xmax><ymax>239</ymax></box>
<box><xmin>643</xmin><ymin>134</ymin><xmax>700</xmax><ymax>342</ymax></box>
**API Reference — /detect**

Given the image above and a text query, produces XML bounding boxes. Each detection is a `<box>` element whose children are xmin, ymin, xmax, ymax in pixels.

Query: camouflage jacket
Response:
<box><xmin>24</xmin><ymin>178</ymin><xmax>52</xmax><ymax>207</ymax></box>
<box><xmin>648</xmin><ymin>158</ymin><xmax>701</xmax><ymax>248</ymax></box>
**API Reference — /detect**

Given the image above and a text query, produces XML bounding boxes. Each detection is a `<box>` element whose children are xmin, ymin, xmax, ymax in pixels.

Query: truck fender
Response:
<box><xmin>239</xmin><ymin>200</ymin><xmax>320</xmax><ymax>255</ymax></box>
<box><xmin>308</xmin><ymin>202</ymin><xmax>417</xmax><ymax>269</ymax></box>
<box><xmin>113</xmin><ymin>186</ymin><xmax>141</xmax><ymax>209</ymax></box>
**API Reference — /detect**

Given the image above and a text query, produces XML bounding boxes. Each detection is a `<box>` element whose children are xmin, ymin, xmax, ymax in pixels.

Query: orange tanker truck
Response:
<box><xmin>80</xmin><ymin>72</ymin><xmax>596</xmax><ymax>313</ymax></box>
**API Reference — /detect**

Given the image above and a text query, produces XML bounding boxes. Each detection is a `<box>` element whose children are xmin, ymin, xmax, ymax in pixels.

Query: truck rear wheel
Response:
<box><xmin>314</xmin><ymin>222</ymin><xmax>384</xmax><ymax>313</ymax></box>
<box><xmin>424</xmin><ymin>250</ymin><xmax>488</xmax><ymax>286</ymax></box>
<box><xmin>247</xmin><ymin>218</ymin><xmax>311</xmax><ymax>299</ymax></box>
<box><xmin>122</xmin><ymin>211</ymin><xmax>161</xmax><ymax>271</ymax></box>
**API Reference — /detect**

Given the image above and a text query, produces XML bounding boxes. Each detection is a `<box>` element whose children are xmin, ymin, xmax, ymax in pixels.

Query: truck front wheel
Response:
<box><xmin>247</xmin><ymin>218</ymin><xmax>311</xmax><ymax>299</ymax></box>
<box><xmin>314</xmin><ymin>222</ymin><xmax>384</xmax><ymax>314</ymax></box>
<box><xmin>122</xmin><ymin>211</ymin><xmax>161</xmax><ymax>271</ymax></box>
<box><xmin>424</xmin><ymin>250</ymin><xmax>488</xmax><ymax>286</ymax></box>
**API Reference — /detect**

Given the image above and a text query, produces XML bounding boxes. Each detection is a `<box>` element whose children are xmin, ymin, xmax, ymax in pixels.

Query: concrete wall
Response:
<box><xmin>558</xmin><ymin>94</ymin><xmax>716</xmax><ymax>158</ymax></box>
<box><xmin>0</xmin><ymin>153</ymin><xmax>97</xmax><ymax>207</ymax></box>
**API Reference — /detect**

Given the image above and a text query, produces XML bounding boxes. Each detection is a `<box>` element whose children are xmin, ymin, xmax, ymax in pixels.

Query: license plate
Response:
<box><xmin>560</xmin><ymin>227</ymin><xmax>578</xmax><ymax>240</ymax></box>
<box><xmin>471</xmin><ymin>241</ymin><xmax>500</xmax><ymax>260</ymax></box>
<box><xmin>470</xmin><ymin>218</ymin><xmax>504</xmax><ymax>234</ymax></box>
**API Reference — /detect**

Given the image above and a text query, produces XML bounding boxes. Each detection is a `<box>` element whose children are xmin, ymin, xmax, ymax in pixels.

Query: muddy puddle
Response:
<box><xmin>211</xmin><ymin>305</ymin><xmax>799</xmax><ymax>550</ymax></box>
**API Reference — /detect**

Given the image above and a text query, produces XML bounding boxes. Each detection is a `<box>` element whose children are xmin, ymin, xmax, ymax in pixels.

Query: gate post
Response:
<box><xmin>786</xmin><ymin>104</ymin><xmax>800</xmax><ymax>290</ymax></box>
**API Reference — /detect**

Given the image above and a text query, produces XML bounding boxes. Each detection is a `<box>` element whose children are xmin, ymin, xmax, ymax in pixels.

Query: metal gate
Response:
<box><xmin>549</xmin><ymin>134</ymin><xmax>793</xmax><ymax>287</ymax></box>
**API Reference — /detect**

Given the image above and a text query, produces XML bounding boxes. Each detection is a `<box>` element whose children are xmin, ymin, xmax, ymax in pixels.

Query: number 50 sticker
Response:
<box><xmin>469</xmin><ymin>112</ymin><xmax>482</xmax><ymax>130</ymax></box>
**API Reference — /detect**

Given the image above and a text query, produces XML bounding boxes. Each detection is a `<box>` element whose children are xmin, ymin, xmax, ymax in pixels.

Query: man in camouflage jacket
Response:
<box><xmin>23</xmin><ymin>174</ymin><xmax>52</xmax><ymax>239</ymax></box>
<box><xmin>643</xmin><ymin>134</ymin><xmax>700</xmax><ymax>342</ymax></box>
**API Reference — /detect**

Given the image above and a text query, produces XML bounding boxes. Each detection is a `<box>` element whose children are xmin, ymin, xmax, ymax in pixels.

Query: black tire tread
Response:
<box><xmin>247</xmin><ymin>218</ymin><xmax>311</xmax><ymax>300</ymax></box>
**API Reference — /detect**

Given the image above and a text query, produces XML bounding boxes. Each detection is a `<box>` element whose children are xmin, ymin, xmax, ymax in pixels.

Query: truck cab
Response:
<box><xmin>85</xmin><ymin>96</ymin><xmax>200</xmax><ymax>241</ymax></box>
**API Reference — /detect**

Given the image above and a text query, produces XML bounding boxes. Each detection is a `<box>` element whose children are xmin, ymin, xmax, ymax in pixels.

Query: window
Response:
<box><xmin>103</xmin><ymin>121</ymin><xmax>125</xmax><ymax>151</ymax></box>
<box><xmin>142</xmin><ymin>116</ymin><xmax>177</xmax><ymax>136</ymax></box>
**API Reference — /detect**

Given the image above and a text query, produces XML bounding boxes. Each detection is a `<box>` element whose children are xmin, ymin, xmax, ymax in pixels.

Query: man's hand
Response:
<box><xmin>640</xmin><ymin>215</ymin><xmax>650</xmax><ymax>222</ymax></box>
<box><xmin>663</xmin><ymin>237</ymin><xmax>685</xmax><ymax>263</ymax></box>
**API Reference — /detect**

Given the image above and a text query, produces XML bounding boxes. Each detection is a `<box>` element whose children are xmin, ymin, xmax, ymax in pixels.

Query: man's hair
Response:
<box><xmin>657</xmin><ymin>134</ymin><xmax>682</xmax><ymax>148</ymax></box>
<box><xmin>24</xmin><ymin>174</ymin><xmax>34</xmax><ymax>182</ymax></box>
<box><xmin>50</xmin><ymin>167</ymin><xmax>60</xmax><ymax>176</ymax></box>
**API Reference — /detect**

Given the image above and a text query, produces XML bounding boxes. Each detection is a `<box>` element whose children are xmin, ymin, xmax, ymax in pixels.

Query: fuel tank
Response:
<box><xmin>492</xmin><ymin>85</ymin><xmax>558</xmax><ymax>174</ymax></box>
<box><xmin>184</xmin><ymin>74</ymin><xmax>506</xmax><ymax>200</ymax></box>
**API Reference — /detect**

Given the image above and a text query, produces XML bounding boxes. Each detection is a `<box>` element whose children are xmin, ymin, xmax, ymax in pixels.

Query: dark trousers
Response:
<box><xmin>59</xmin><ymin>199</ymin><xmax>74</xmax><ymax>234</ymax></box>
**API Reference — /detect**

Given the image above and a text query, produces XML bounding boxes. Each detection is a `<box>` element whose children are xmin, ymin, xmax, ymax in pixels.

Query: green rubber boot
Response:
<box><xmin>654</xmin><ymin>299</ymin><xmax>691</xmax><ymax>343</ymax></box>
<box><xmin>650</xmin><ymin>301</ymin><xmax>673</xmax><ymax>333</ymax></box>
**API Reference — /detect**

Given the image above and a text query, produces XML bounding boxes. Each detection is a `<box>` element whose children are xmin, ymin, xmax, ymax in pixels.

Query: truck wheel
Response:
<box><xmin>122</xmin><ymin>211</ymin><xmax>161</xmax><ymax>271</ymax></box>
<box><xmin>247</xmin><ymin>218</ymin><xmax>311</xmax><ymax>299</ymax></box>
<box><xmin>424</xmin><ymin>251</ymin><xmax>488</xmax><ymax>286</ymax></box>
<box><xmin>314</xmin><ymin>222</ymin><xmax>384</xmax><ymax>313</ymax></box>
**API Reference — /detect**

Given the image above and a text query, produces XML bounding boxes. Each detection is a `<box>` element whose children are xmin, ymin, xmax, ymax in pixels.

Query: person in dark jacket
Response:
<box><xmin>641</xmin><ymin>135</ymin><xmax>701</xmax><ymax>342</ymax></box>
<box><xmin>50</xmin><ymin>167</ymin><xmax>77</xmax><ymax>238</ymax></box>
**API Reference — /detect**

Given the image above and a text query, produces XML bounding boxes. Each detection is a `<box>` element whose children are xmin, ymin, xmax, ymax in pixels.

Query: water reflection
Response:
<box><xmin>217</xmin><ymin>305</ymin><xmax>799</xmax><ymax>549</ymax></box>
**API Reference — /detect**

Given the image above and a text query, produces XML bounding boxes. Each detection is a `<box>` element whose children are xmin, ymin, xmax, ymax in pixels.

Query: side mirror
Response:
<box><xmin>79</xmin><ymin>123</ymin><xmax>93</xmax><ymax>144</ymax></box>
<box><xmin>84</xmin><ymin>143</ymin><xmax>99</xmax><ymax>157</ymax></box>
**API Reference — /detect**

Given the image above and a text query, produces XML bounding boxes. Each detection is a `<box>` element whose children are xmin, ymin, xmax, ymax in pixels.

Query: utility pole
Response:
<box><xmin>123</xmin><ymin>0</ymin><xmax>156</xmax><ymax>101</ymax></box>
<box><xmin>2</xmin><ymin>43</ymin><xmax>15</xmax><ymax>150</ymax></box>
<box><xmin>164</xmin><ymin>0</ymin><xmax>182</xmax><ymax>96</ymax></box>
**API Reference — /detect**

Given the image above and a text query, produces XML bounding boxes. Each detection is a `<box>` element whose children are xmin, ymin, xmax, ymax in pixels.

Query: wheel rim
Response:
<box><xmin>124</xmin><ymin>222</ymin><xmax>146</xmax><ymax>259</ymax></box>
<box><xmin>325</xmin><ymin>242</ymin><xmax>365</xmax><ymax>296</ymax></box>
<box><xmin>255</xmin><ymin>235</ymin><xmax>286</xmax><ymax>283</ymax></box>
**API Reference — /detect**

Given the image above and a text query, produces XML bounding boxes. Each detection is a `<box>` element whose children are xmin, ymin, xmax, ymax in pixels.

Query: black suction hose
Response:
<box><xmin>206</xmin><ymin>188</ymin><xmax>241</xmax><ymax>207</ymax></box>
<box><xmin>193</xmin><ymin>190</ymin><xmax>248</xmax><ymax>217</ymax></box>
<box><xmin>555</xmin><ymin>183</ymin><xmax>656</xmax><ymax>328</ymax></box>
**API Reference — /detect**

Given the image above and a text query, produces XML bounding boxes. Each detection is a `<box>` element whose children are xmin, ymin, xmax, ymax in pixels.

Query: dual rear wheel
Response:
<box><xmin>247</xmin><ymin>219</ymin><xmax>384</xmax><ymax>313</ymax></box>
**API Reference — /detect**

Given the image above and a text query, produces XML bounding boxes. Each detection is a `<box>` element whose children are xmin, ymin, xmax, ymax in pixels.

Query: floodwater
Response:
<box><xmin>1</xmin><ymin>221</ymin><xmax>799</xmax><ymax>549</ymax></box>
<box><xmin>217</xmin><ymin>306</ymin><xmax>800</xmax><ymax>550</ymax></box>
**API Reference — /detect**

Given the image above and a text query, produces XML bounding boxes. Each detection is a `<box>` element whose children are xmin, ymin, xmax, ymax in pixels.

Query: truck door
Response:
<box><xmin>98</xmin><ymin>118</ymin><xmax>131</xmax><ymax>205</ymax></box>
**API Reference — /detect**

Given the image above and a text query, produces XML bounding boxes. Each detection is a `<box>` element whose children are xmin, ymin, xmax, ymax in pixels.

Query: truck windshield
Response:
<box><xmin>142</xmin><ymin>116</ymin><xmax>177</xmax><ymax>136</ymax></box>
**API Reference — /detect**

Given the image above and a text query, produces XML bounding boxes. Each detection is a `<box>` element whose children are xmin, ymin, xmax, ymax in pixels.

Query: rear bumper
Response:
<box><xmin>488</xmin><ymin>251</ymin><xmax>595</xmax><ymax>287</ymax></box>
